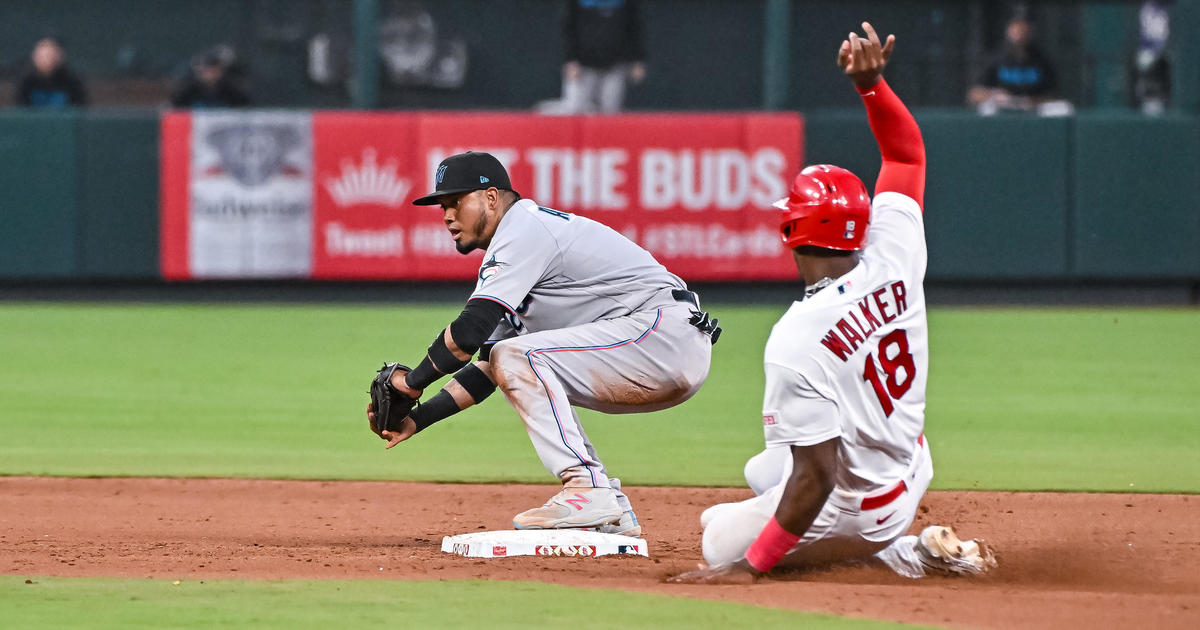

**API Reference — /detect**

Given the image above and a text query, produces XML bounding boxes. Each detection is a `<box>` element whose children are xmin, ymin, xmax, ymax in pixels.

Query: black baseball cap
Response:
<box><xmin>412</xmin><ymin>151</ymin><xmax>519</xmax><ymax>206</ymax></box>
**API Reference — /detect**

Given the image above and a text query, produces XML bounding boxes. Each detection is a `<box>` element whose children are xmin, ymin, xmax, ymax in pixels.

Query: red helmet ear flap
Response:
<box><xmin>776</xmin><ymin>165</ymin><xmax>870</xmax><ymax>251</ymax></box>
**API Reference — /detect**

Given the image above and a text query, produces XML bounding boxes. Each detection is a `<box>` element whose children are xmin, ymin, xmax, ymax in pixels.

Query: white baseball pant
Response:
<box><xmin>701</xmin><ymin>437</ymin><xmax>933</xmax><ymax>569</ymax></box>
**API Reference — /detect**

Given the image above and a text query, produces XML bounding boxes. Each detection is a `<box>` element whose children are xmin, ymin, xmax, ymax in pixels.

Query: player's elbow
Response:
<box><xmin>891</xmin><ymin>141</ymin><xmax>925</xmax><ymax>168</ymax></box>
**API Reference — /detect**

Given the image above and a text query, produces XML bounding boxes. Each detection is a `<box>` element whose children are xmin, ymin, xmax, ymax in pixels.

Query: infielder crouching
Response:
<box><xmin>366</xmin><ymin>151</ymin><xmax>721</xmax><ymax>537</ymax></box>
<box><xmin>674</xmin><ymin>22</ymin><xmax>996</xmax><ymax>583</ymax></box>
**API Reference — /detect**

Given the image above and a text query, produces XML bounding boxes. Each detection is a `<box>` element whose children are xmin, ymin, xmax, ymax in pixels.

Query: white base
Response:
<box><xmin>441</xmin><ymin>529</ymin><xmax>649</xmax><ymax>559</ymax></box>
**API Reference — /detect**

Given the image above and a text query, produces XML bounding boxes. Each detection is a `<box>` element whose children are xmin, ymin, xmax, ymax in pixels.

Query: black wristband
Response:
<box><xmin>409</xmin><ymin>390</ymin><xmax>460</xmax><ymax>433</ymax></box>
<box><xmin>454</xmin><ymin>363</ymin><xmax>496</xmax><ymax>404</ymax></box>
<box><xmin>428</xmin><ymin>332</ymin><xmax>468</xmax><ymax>374</ymax></box>
<box><xmin>405</xmin><ymin>358</ymin><xmax>442</xmax><ymax>391</ymax></box>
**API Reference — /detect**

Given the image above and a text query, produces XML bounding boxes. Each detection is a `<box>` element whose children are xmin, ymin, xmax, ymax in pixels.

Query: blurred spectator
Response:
<box><xmin>1133</xmin><ymin>0</ymin><xmax>1170</xmax><ymax>115</ymax></box>
<box><xmin>556</xmin><ymin>0</ymin><xmax>646</xmax><ymax>114</ymax></box>
<box><xmin>16</xmin><ymin>37</ymin><xmax>88</xmax><ymax>107</ymax></box>
<box><xmin>968</xmin><ymin>12</ymin><xmax>1072</xmax><ymax>116</ymax></box>
<box><xmin>169</xmin><ymin>47</ymin><xmax>250</xmax><ymax>108</ymax></box>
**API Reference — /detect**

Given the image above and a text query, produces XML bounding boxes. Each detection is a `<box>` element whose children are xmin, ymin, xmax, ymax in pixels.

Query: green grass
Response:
<box><xmin>0</xmin><ymin>577</ymin><xmax>926</xmax><ymax>629</ymax></box>
<box><xmin>0</xmin><ymin>303</ymin><xmax>1196</xmax><ymax>492</ymax></box>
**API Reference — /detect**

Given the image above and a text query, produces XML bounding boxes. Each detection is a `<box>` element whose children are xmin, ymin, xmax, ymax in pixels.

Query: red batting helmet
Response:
<box><xmin>773</xmin><ymin>165</ymin><xmax>870</xmax><ymax>251</ymax></box>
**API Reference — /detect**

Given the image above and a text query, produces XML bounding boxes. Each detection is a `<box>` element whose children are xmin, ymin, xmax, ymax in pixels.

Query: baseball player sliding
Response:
<box><xmin>672</xmin><ymin>22</ymin><xmax>996</xmax><ymax>583</ymax></box>
<box><xmin>367</xmin><ymin>151</ymin><xmax>721</xmax><ymax>537</ymax></box>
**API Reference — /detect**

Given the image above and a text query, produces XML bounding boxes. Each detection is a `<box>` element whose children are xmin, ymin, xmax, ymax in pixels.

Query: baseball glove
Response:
<box><xmin>369</xmin><ymin>363</ymin><xmax>418</xmax><ymax>434</ymax></box>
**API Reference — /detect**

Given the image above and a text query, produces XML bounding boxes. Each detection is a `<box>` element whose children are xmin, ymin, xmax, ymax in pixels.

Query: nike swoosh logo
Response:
<box><xmin>876</xmin><ymin>510</ymin><xmax>897</xmax><ymax>525</ymax></box>
<box><xmin>864</xmin><ymin>90</ymin><xmax>876</xmax><ymax>97</ymax></box>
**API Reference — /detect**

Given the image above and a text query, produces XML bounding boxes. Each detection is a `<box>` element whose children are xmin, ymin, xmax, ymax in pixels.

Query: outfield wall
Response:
<box><xmin>0</xmin><ymin>109</ymin><xmax>1196</xmax><ymax>282</ymax></box>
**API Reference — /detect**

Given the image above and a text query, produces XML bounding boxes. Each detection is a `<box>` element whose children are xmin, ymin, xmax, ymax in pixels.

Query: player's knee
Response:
<box><xmin>744</xmin><ymin>447</ymin><xmax>791</xmax><ymax>496</ymax></box>
<box><xmin>489</xmin><ymin>342</ymin><xmax>531</xmax><ymax>394</ymax></box>
<box><xmin>700</xmin><ymin>506</ymin><xmax>758</xmax><ymax>567</ymax></box>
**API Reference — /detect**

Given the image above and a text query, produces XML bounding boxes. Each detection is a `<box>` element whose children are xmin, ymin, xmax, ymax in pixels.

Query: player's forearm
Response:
<box><xmin>859</xmin><ymin>78</ymin><xmax>926</xmax><ymax>206</ymax></box>
<box><xmin>773</xmin><ymin>466</ymin><xmax>835</xmax><ymax>537</ymax></box>
<box><xmin>859</xmin><ymin>79</ymin><xmax>922</xmax><ymax>164</ymax></box>
<box><xmin>743</xmin><ymin>475</ymin><xmax>832</xmax><ymax>573</ymax></box>
<box><xmin>744</xmin><ymin>440</ymin><xmax>837</xmax><ymax>572</ymax></box>
<box><xmin>409</xmin><ymin>362</ymin><xmax>497</xmax><ymax>433</ymax></box>
<box><xmin>405</xmin><ymin>299</ymin><xmax>507</xmax><ymax>391</ymax></box>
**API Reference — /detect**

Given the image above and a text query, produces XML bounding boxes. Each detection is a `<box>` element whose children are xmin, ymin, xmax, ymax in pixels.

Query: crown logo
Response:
<box><xmin>325</xmin><ymin>148</ymin><xmax>412</xmax><ymax>208</ymax></box>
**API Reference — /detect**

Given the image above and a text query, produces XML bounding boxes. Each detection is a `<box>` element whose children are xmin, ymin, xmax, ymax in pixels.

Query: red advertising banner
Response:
<box><xmin>162</xmin><ymin>111</ymin><xmax>803</xmax><ymax>281</ymax></box>
<box><xmin>160</xmin><ymin>112</ymin><xmax>191</xmax><ymax>281</ymax></box>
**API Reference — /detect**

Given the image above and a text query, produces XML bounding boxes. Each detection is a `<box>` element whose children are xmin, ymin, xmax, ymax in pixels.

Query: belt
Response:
<box><xmin>861</xmin><ymin>480</ymin><xmax>907</xmax><ymax>511</ymax></box>
<box><xmin>673</xmin><ymin>289</ymin><xmax>721</xmax><ymax>345</ymax></box>
<box><xmin>860</xmin><ymin>433</ymin><xmax>925</xmax><ymax>511</ymax></box>
<box><xmin>671</xmin><ymin>289</ymin><xmax>700</xmax><ymax>309</ymax></box>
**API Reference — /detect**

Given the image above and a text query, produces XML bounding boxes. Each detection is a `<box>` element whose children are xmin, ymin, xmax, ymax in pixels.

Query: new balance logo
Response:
<box><xmin>563</xmin><ymin>493</ymin><xmax>591</xmax><ymax>511</ymax></box>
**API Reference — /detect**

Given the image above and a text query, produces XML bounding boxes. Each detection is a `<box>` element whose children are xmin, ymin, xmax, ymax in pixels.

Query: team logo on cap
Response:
<box><xmin>436</xmin><ymin>164</ymin><xmax>448</xmax><ymax>185</ymax></box>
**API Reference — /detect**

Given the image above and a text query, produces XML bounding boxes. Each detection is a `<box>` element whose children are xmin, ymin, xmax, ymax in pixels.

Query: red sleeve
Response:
<box><xmin>857</xmin><ymin>79</ymin><xmax>925</xmax><ymax>210</ymax></box>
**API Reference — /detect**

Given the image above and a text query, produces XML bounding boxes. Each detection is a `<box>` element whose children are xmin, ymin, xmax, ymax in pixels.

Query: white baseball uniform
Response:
<box><xmin>701</xmin><ymin>190</ymin><xmax>933</xmax><ymax>568</ymax></box>
<box><xmin>477</xmin><ymin>199</ymin><xmax>714</xmax><ymax>490</ymax></box>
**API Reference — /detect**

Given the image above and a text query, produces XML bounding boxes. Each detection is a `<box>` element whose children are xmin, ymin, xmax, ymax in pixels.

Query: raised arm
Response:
<box><xmin>838</xmin><ymin>23</ymin><xmax>926</xmax><ymax>209</ymax></box>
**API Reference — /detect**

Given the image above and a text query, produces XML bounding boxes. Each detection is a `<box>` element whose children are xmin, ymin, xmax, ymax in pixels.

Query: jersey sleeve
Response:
<box><xmin>478</xmin><ymin>317</ymin><xmax>518</xmax><ymax>362</ymax></box>
<box><xmin>761</xmin><ymin>362</ymin><xmax>841</xmax><ymax>448</ymax></box>
<box><xmin>858</xmin><ymin>78</ymin><xmax>925</xmax><ymax>209</ymax></box>
<box><xmin>866</xmin><ymin>192</ymin><xmax>927</xmax><ymax>282</ymax></box>
<box><xmin>469</xmin><ymin>212</ymin><xmax>560</xmax><ymax>314</ymax></box>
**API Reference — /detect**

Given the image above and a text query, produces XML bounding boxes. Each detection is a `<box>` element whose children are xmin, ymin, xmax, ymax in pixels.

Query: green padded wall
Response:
<box><xmin>1</xmin><ymin>109</ymin><xmax>1197</xmax><ymax>282</ymax></box>
<box><xmin>77</xmin><ymin>112</ymin><xmax>161</xmax><ymax>278</ymax></box>
<box><xmin>920</xmin><ymin>113</ymin><xmax>1072</xmax><ymax>279</ymax></box>
<box><xmin>0</xmin><ymin>112</ymin><xmax>79</xmax><ymax>278</ymax></box>
<box><xmin>1072</xmin><ymin>114</ymin><xmax>1200</xmax><ymax>277</ymax></box>
<box><xmin>806</xmin><ymin>110</ymin><xmax>1073</xmax><ymax>279</ymax></box>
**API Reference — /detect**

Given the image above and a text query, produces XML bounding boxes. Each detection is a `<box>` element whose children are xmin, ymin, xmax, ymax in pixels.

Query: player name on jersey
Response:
<box><xmin>820</xmin><ymin>280</ymin><xmax>909</xmax><ymax>362</ymax></box>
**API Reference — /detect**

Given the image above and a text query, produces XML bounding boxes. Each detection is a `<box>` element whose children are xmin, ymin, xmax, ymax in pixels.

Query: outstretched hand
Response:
<box><xmin>668</xmin><ymin>559</ymin><xmax>759</xmax><ymax>585</ymax></box>
<box><xmin>367</xmin><ymin>403</ymin><xmax>417</xmax><ymax>449</ymax></box>
<box><xmin>837</xmin><ymin>21</ymin><xmax>895</xmax><ymax>90</ymax></box>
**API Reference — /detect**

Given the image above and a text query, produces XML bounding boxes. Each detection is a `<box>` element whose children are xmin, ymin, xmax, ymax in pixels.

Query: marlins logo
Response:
<box><xmin>436</xmin><ymin>164</ymin><xmax>448</xmax><ymax>185</ymax></box>
<box><xmin>478</xmin><ymin>255</ymin><xmax>505</xmax><ymax>287</ymax></box>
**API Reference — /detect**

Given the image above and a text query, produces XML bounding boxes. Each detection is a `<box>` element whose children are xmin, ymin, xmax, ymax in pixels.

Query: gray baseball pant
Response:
<box><xmin>490</xmin><ymin>302</ymin><xmax>712</xmax><ymax>490</ymax></box>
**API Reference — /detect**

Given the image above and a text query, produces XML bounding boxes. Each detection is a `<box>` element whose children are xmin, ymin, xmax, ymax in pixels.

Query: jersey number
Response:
<box><xmin>505</xmin><ymin>294</ymin><xmax>533</xmax><ymax>332</ymax></box>
<box><xmin>861</xmin><ymin>329</ymin><xmax>916</xmax><ymax>417</ymax></box>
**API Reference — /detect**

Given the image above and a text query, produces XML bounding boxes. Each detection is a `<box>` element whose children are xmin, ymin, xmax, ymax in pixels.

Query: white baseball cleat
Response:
<box><xmin>513</xmin><ymin>486</ymin><xmax>623</xmax><ymax>530</ymax></box>
<box><xmin>916</xmin><ymin>526</ymin><xmax>997</xmax><ymax>576</ymax></box>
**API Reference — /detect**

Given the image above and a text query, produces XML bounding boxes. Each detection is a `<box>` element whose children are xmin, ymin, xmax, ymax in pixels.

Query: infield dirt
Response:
<box><xmin>2</xmin><ymin>477</ymin><xmax>1196</xmax><ymax>629</ymax></box>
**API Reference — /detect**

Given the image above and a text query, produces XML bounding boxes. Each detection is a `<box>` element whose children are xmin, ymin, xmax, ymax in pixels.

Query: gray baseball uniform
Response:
<box><xmin>477</xmin><ymin>199</ymin><xmax>713</xmax><ymax>489</ymax></box>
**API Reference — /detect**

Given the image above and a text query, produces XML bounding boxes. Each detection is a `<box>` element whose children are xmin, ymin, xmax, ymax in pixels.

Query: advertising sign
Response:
<box><xmin>162</xmin><ymin>111</ymin><xmax>802</xmax><ymax>281</ymax></box>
